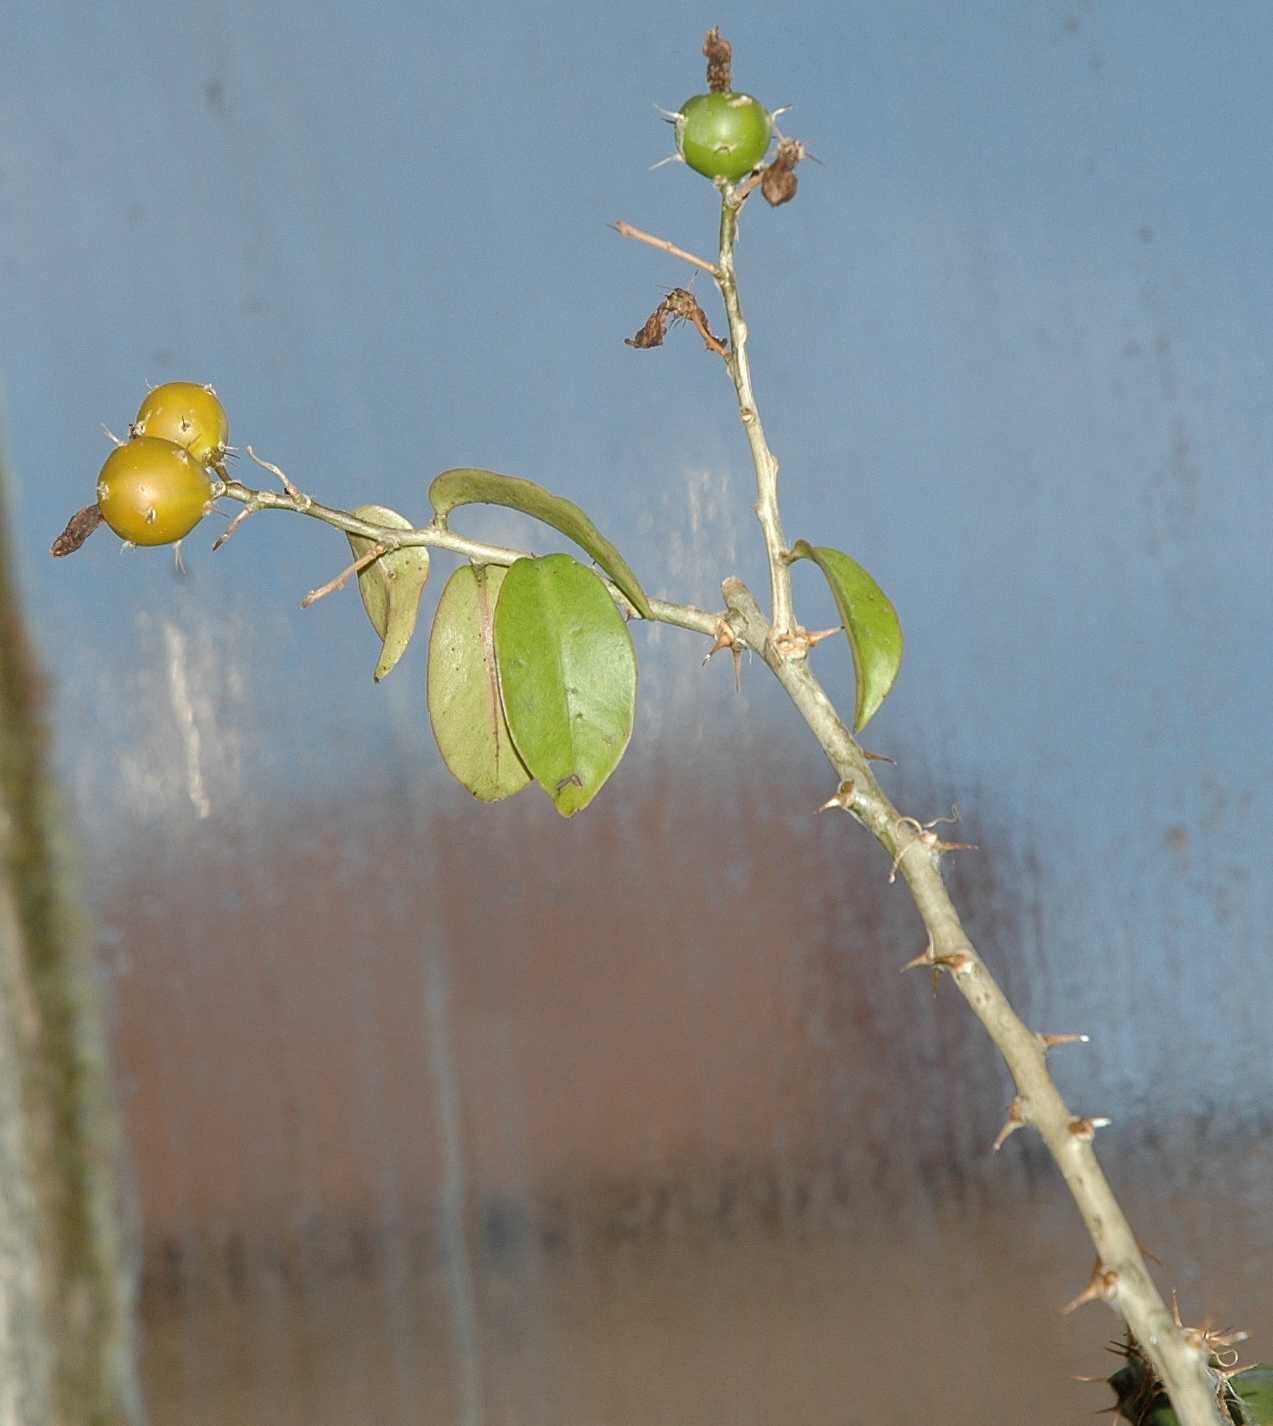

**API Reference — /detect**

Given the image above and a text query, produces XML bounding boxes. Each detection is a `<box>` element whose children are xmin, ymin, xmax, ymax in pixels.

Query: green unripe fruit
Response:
<box><xmin>133</xmin><ymin>382</ymin><xmax>229</xmax><ymax>465</ymax></box>
<box><xmin>96</xmin><ymin>436</ymin><xmax>214</xmax><ymax>546</ymax></box>
<box><xmin>677</xmin><ymin>92</ymin><xmax>772</xmax><ymax>180</ymax></box>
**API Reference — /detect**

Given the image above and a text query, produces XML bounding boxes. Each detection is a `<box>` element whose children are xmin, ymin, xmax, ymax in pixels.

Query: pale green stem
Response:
<box><xmin>716</xmin><ymin>187</ymin><xmax>795</xmax><ymax>639</ymax></box>
<box><xmin>215</xmin><ymin>481</ymin><xmax>722</xmax><ymax>639</ymax></box>
<box><xmin>720</xmin><ymin>586</ymin><xmax>1225</xmax><ymax>1426</ymax></box>
<box><xmin>700</xmin><ymin>182</ymin><xmax>1225</xmax><ymax>1426</ymax></box>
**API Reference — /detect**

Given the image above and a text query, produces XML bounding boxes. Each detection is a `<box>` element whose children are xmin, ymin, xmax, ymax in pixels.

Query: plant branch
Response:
<box><xmin>685</xmin><ymin>163</ymin><xmax>1223</xmax><ymax>1424</ymax></box>
<box><xmin>611</xmin><ymin>221</ymin><xmax>720</xmax><ymax>277</ymax></box>
<box><xmin>715</xmin><ymin>186</ymin><xmax>796</xmax><ymax>640</ymax></box>
<box><xmin>215</xmin><ymin>480</ymin><xmax>722</xmax><ymax>639</ymax></box>
<box><xmin>720</xmin><ymin>578</ymin><xmax>1226</xmax><ymax>1426</ymax></box>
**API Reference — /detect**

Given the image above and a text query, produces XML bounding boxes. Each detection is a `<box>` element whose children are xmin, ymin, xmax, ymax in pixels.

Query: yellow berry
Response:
<box><xmin>133</xmin><ymin>382</ymin><xmax>229</xmax><ymax>465</ymax></box>
<box><xmin>96</xmin><ymin>437</ymin><xmax>214</xmax><ymax>546</ymax></box>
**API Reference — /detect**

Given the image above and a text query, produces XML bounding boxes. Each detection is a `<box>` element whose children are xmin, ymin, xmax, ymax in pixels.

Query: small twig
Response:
<box><xmin>245</xmin><ymin>445</ymin><xmax>308</xmax><ymax>506</ymax></box>
<box><xmin>611</xmin><ymin>221</ymin><xmax>720</xmax><ymax>278</ymax></box>
<box><xmin>301</xmin><ymin>543</ymin><xmax>386</xmax><ymax>608</ymax></box>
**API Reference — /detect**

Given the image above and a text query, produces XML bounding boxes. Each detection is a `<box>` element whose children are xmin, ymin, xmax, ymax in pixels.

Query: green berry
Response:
<box><xmin>677</xmin><ymin>92</ymin><xmax>772</xmax><ymax>181</ymax></box>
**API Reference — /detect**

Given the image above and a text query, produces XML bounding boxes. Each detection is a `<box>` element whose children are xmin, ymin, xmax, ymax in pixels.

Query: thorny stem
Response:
<box><xmin>618</xmin><ymin>183</ymin><xmax>1224</xmax><ymax>1426</ymax></box>
<box><xmin>720</xmin><ymin>614</ymin><xmax>1226</xmax><ymax>1422</ymax></box>
<box><xmin>717</xmin><ymin>186</ymin><xmax>795</xmax><ymax>641</ymax></box>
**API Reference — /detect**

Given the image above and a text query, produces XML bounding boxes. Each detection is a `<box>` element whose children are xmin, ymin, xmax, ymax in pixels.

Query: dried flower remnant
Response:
<box><xmin>703</xmin><ymin>27</ymin><xmax>733</xmax><ymax>92</ymax></box>
<box><xmin>50</xmin><ymin>503</ymin><xmax>104</xmax><ymax>557</ymax></box>
<box><xmin>762</xmin><ymin>138</ymin><xmax>806</xmax><ymax>208</ymax></box>
<box><xmin>625</xmin><ymin>288</ymin><xmax>728</xmax><ymax>357</ymax></box>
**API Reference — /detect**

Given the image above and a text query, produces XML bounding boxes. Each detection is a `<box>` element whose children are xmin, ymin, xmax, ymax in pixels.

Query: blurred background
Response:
<box><xmin>5</xmin><ymin>1</ymin><xmax>1273</xmax><ymax>1421</ymax></box>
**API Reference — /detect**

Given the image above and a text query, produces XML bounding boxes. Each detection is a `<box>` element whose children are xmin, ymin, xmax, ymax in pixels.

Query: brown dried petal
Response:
<box><xmin>625</xmin><ymin>307</ymin><xmax>669</xmax><ymax>349</ymax></box>
<box><xmin>762</xmin><ymin>167</ymin><xmax>798</xmax><ymax>207</ymax></box>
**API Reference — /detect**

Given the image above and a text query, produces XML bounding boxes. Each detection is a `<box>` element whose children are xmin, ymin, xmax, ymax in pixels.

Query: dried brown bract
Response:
<box><xmin>762</xmin><ymin>138</ymin><xmax>806</xmax><ymax>208</ymax></box>
<box><xmin>625</xmin><ymin>288</ymin><xmax>728</xmax><ymax>358</ymax></box>
<box><xmin>703</xmin><ymin>27</ymin><xmax>733</xmax><ymax>92</ymax></box>
<box><xmin>625</xmin><ymin>307</ymin><xmax>668</xmax><ymax>350</ymax></box>
<box><xmin>50</xmin><ymin>503</ymin><xmax>104</xmax><ymax>557</ymax></box>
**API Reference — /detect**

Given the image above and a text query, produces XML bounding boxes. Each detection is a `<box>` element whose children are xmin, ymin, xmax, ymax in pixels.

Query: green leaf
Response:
<box><xmin>427</xmin><ymin>564</ymin><xmax>532</xmax><ymax>802</ymax></box>
<box><xmin>1108</xmin><ymin>1362</ymin><xmax>1273</xmax><ymax>1426</ymax></box>
<box><xmin>429</xmin><ymin>467</ymin><xmax>653</xmax><ymax>620</ymax></box>
<box><xmin>493</xmin><ymin>554</ymin><xmax>637</xmax><ymax>817</ymax></box>
<box><xmin>347</xmin><ymin>505</ymin><xmax>431</xmax><ymax>682</ymax></box>
<box><xmin>790</xmin><ymin>540</ymin><xmax>903</xmax><ymax>733</ymax></box>
<box><xmin>1233</xmin><ymin>1366</ymin><xmax>1273</xmax><ymax>1425</ymax></box>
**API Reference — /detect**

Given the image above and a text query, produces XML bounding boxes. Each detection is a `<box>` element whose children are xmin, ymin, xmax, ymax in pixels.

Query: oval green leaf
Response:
<box><xmin>493</xmin><ymin>554</ymin><xmax>637</xmax><ymax>817</ymax></box>
<box><xmin>429</xmin><ymin>467</ymin><xmax>653</xmax><ymax>620</ymax></box>
<box><xmin>790</xmin><ymin>540</ymin><xmax>903</xmax><ymax>733</ymax></box>
<box><xmin>427</xmin><ymin>564</ymin><xmax>532</xmax><ymax>802</ymax></box>
<box><xmin>347</xmin><ymin>505</ymin><xmax>431</xmax><ymax>682</ymax></box>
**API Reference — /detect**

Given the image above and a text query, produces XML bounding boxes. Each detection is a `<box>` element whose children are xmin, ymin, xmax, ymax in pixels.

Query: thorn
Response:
<box><xmin>991</xmin><ymin>1098</ymin><xmax>1028</xmax><ymax>1152</ymax></box>
<box><xmin>816</xmin><ymin>780</ymin><xmax>856</xmax><ymax>814</ymax></box>
<box><xmin>804</xmin><ymin>624</ymin><xmax>842</xmax><ymax>646</ymax></box>
<box><xmin>1040</xmin><ymin>1032</ymin><xmax>1091</xmax><ymax>1051</ymax></box>
<box><xmin>101</xmin><ymin>423</ymin><xmax>126</xmax><ymax>447</ymax></box>
<box><xmin>1171</xmin><ymin>1294</ymin><xmax>1249</xmax><ymax>1357</ymax></box>
<box><xmin>1062</xmin><ymin>1260</ymin><xmax>1120</xmax><ymax>1314</ymax></box>
<box><xmin>211</xmin><ymin>503</ymin><xmax>259</xmax><ymax>551</ymax></box>
<box><xmin>702</xmin><ymin>619</ymin><xmax>744</xmax><ymax>691</ymax></box>
<box><xmin>899</xmin><ymin>939</ymin><xmax>936</xmax><ymax>975</ymax></box>
<box><xmin>771</xmin><ymin>625</ymin><xmax>818</xmax><ymax>660</ymax></box>
<box><xmin>1217</xmin><ymin>1360</ymin><xmax>1257</xmax><ymax>1388</ymax></box>
<box><xmin>888</xmin><ymin>808</ymin><xmax>978</xmax><ymax>883</ymax></box>
<box><xmin>1068</xmin><ymin>1116</ymin><xmax>1112</xmax><ymax>1141</ymax></box>
<box><xmin>899</xmin><ymin>938</ymin><xmax>972</xmax><ymax>989</ymax></box>
<box><xmin>863</xmin><ymin>748</ymin><xmax>898</xmax><ymax>765</ymax></box>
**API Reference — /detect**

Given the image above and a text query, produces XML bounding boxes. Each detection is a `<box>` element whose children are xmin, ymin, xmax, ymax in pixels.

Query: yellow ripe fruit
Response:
<box><xmin>96</xmin><ymin>437</ymin><xmax>214</xmax><ymax>546</ymax></box>
<box><xmin>133</xmin><ymin>382</ymin><xmax>229</xmax><ymax>465</ymax></box>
